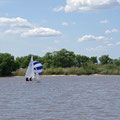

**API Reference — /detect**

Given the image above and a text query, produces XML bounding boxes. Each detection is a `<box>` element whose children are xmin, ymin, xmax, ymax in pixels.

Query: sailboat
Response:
<box><xmin>25</xmin><ymin>56</ymin><xmax>43</xmax><ymax>81</ymax></box>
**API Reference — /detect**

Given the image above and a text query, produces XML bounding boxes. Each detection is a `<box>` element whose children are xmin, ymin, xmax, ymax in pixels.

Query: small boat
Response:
<box><xmin>25</xmin><ymin>56</ymin><xmax>43</xmax><ymax>81</ymax></box>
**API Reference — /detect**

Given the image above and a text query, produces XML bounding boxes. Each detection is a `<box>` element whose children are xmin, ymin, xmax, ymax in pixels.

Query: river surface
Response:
<box><xmin>0</xmin><ymin>75</ymin><xmax>120</xmax><ymax>120</ymax></box>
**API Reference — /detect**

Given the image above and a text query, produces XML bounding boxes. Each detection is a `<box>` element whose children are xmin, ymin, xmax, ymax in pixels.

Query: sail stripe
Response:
<box><xmin>33</xmin><ymin>61</ymin><xmax>43</xmax><ymax>75</ymax></box>
<box><xmin>34</xmin><ymin>66</ymin><xmax>43</xmax><ymax>70</ymax></box>
<box><xmin>33</xmin><ymin>62</ymin><xmax>39</xmax><ymax>65</ymax></box>
<box><xmin>37</xmin><ymin>66</ymin><xmax>43</xmax><ymax>70</ymax></box>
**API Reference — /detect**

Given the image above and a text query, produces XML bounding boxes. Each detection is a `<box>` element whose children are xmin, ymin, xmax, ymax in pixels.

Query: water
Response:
<box><xmin>0</xmin><ymin>75</ymin><xmax>120</xmax><ymax>120</ymax></box>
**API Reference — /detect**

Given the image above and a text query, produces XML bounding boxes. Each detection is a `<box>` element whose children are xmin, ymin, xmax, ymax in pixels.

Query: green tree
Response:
<box><xmin>15</xmin><ymin>54</ymin><xmax>41</xmax><ymax>69</ymax></box>
<box><xmin>75</xmin><ymin>55</ymin><xmax>89</xmax><ymax>67</ymax></box>
<box><xmin>43</xmin><ymin>52</ymin><xmax>54</xmax><ymax>68</ymax></box>
<box><xmin>114</xmin><ymin>59</ymin><xmax>120</xmax><ymax>66</ymax></box>
<box><xmin>0</xmin><ymin>53</ymin><xmax>17</xmax><ymax>76</ymax></box>
<box><xmin>52</xmin><ymin>49</ymin><xmax>76</xmax><ymax>68</ymax></box>
<box><xmin>90</xmin><ymin>56</ymin><xmax>98</xmax><ymax>64</ymax></box>
<box><xmin>75</xmin><ymin>55</ymin><xmax>82</xmax><ymax>67</ymax></box>
<box><xmin>99</xmin><ymin>55</ymin><xmax>113</xmax><ymax>64</ymax></box>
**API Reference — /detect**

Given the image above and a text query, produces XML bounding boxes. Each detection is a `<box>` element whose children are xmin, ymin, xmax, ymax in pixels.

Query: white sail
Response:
<box><xmin>25</xmin><ymin>56</ymin><xmax>43</xmax><ymax>80</ymax></box>
<box><xmin>25</xmin><ymin>56</ymin><xmax>34</xmax><ymax>78</ymax></box>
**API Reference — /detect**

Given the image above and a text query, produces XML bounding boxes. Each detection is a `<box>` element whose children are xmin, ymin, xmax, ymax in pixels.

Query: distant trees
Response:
<box><xmin>113</xmin><ymin>59</ymin><xmax>120</xmax><ymax>66</ymax></box>
<box><xmin>42</xmin><ymin>49</ymin><xmax>76</xmax><ymax>68</ymax></box>
<box><xmin>14</xmin><ymin>49</ymin><xmax>98</xmax><ymax>69</ymax></box>
<box><xmin>99</xmin><ymin>55</ymin><xmax>113</xmax><ymax>64</ymax></box>
<box><xmin>0</xmin><ymin>53</ymin><xmax>18</xmax><ymax>76</ymax></box>
<box><xmin>43</xmin><ymin>52</ymin><xmax>54</xmax><ymax>68</ymax></box>
<box><xmin>53</xmin><ymin>49</ymin><xmax>76</xmax><ymax>68</ymax></box>
<box><xmin>0</xmin><ymin>49</ymin><xmax>120</xmax><ymax>76</ymax></box>
<box><xmin>90</xmin><ymin>57</ymin><xmax>98</xmax><ymax>64</ymax></box>
<box><xmin>75</xmin><ymin>55</ymin><xmax>89</xmax><ymax>67</ymax></box>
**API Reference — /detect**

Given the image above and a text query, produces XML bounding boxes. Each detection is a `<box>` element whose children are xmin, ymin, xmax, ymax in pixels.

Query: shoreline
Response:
<box><xmin>1</xmin><ymin>74</ymin><xmax>120</xmax><ymax>78</ymax></box>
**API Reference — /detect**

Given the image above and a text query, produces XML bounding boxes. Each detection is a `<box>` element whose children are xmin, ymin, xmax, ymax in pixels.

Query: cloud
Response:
<box><xmin>61</xmin><ymin>22</ymin><xmax>69</xmax><ymax>26</ymax></box>
<box><xmin>21</xmin><ymin>27</ymin><xmax>62</xmax><ymax>37</ymax></box>
<box><xmin>116</xmin><ymin>41</ymin><xmax>120</xmax><ymax>45</ymax></box>
<box><xmin>107</xmin><ymin>42</ymin><xmax>120</xmax><ymax>47</ymax></box>
<box><xmin>85</xmin><ymin>44</ymin><xmax>114</xmax><ymax>52</ymax></box>
<box><xmin>56</xmin><ymin>0</ymin><xmax>120</xmax><ymax>12</ymax></box>
<box><xmin>53</xmin><ymin>6</ymin><xmax>64</xmax><ymax>12</ymax></box>
<box><xmin>107</xmin><ymin>43</ymin><xmax>114</xmax><ymax>47</ymax></box>
<box><xmin>85</xmin><ymin>42</ymin><xmax>120</xmax><ymax>52</ymax></box>
<box><xmin>41</xmin><ymin>47</ymin><xmax>59</xmax><ymax>53</ymax></box>
<box><xmin>78</xmin><ymin>34</ymin><xmax>110</xmax><ymax>43</ymax></box>
<box><xmin>0</xmin><ymin>17</ymin><xmax>62</xmax><ymax>38</ymax></box>
<box><xmin>117</xmin><ymin>0</ymin><xmax>120</xmax><ymax>4</ymax></box>
<box><xmin>4</xmin><ymin>28</ymin><xmax>26</xmax><ymax>34</ymax></box>
<box><xmin>0</xmin><ymin>17</ymin><xmax>34</xmax><ymax>28</ymax></box>
<box><xmin>85</xmin><ymin>45</ymin><xmax>108</xmax><ymax>52</ymax></box>
<box><xmin>100</xmin><ymin>20</ymin><xmax>109</xmax><ymax>24</ymax></box>
<box><xmin>105</xmin><ymin>29</ymin><xmax>118</xmax><ymax>34</ymax></box>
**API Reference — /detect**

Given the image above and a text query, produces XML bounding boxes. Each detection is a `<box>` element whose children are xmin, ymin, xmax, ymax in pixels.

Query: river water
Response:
<box><xmin>0</xmin><ymin>75</ymin><xmax>120</xmax><ymax>120</ymax></box>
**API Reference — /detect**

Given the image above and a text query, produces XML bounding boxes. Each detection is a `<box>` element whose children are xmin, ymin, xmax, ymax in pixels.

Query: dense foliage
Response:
<box><xmin>0</xmin><ymin>49</ymin><xmax>120</xmax><ymax>76</ymax></box>
<box><xmin>0</xmin><ymin>53</ymin><xmax>19</xmax><ymax>76</ymax></box>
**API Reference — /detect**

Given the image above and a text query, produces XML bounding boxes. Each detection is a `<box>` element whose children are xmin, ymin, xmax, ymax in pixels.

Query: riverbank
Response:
<box><xmin>1</xmin><ymin>73</ymin><xmax>120</xmax><ymax>78</ymax></box>
<box><xmin>11</xmin><ymin>64</ymin><xmax>120</xmax><ymax>77</ymax></box>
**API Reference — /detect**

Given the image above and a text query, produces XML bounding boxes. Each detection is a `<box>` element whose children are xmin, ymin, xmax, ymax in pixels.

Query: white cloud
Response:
<box><xmin>42</xmin><ymin>47</ymin><xmax>59</xmax><ymax>53</ymax></box>
<box><xmin>0</xmin><ymin>17</ymin><xmax>62</xmax><ymax>38</ymax></box>
<box><xmin>105</xmin><ymin>30</ymin><xmax>111</xmax><ymax>34</ymax></box>
<box><xmin>78</xmin><ymin>34</ymin><xmax>110</xmax><ymax>43</ymax></box>
<box><xmin>0</xmin><ymin>17</ymin><xmax>33</xmax><ymax>28</ymax></box>
<box><xmin>116</xmin><ymin>42</ymin><xmax>120</xmax><ymax>45</ymax></box>
<box><xmin>4</xmin><ymin>28</ymin><xmax>26</xmax><ymax>34</ymax></box>
<box><xmin>107</xmin><ymin>43</ymin><xmax>114</xmax><ymax>47</ymax></box>
<box><xmin>62</xmin><ymin>22</ymin><xmax>69</xmax><ymax>26</ymax></box>
<box><xmin>112</xmin><ymin>29</ymin><xmax>118</xmax><ymax>32</ymax></box>
<box><xmin>85</xmin><ymin>44</ymin><xmax>114</xmax><ymax>52</ymax></box>
<box><xmin>85</xmin><ymin>45</ymin><xmax>107</xmax><ymax>52</ymax></box>
<box><xmin>107</xmin><ymin>42</ymin><xmax>120</xmax><ymax>47</ymax></box>
<box><xmin>100</xmin><ymin>20</ymin><xmax>109</xmax><ymax>24</ymax></box>
<box><xmin>105</xmin><ymin>29</ymin><xmax>118</xmax><ymax>34</ymax></box>
<box><xmin>53</xmin><ymin>6</ymin><xmax>64</xmax><ymax>12</ymax></box>
<box><xmin>57</xmin><ymin>0</ymin><xmax>120</xmax><ymax>12</ymax></box>
<box><xmin>117</xmin><ymin>0</ymin><xmax>120</xmax><ymax>4</ymax></box>
<box><xmin>85</xmin><ymin>42</ymin><xmax>120</xmax><ymax>52</ymax></box>
<box><xmin>21</xmin><ymin>27</ymin><xmax>62</xmax><ymax>37</ymax></box>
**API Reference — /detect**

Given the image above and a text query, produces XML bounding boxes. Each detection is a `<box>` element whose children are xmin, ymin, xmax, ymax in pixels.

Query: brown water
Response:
<box><xmin>0</xmin><ymin>75</ymin><xmax>120</xmax><ymax>120</ymax></box>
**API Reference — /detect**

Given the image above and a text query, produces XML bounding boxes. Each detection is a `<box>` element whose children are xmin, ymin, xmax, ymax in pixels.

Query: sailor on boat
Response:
<box><xmin>26</xmin><ymin>77</ymin><xmax>29</xmax><ymax>81</ymax></box>
<box><xmin>26</xmin><ymin>77</ymin><xmax>32</xmax><ymax>81</ymax></box>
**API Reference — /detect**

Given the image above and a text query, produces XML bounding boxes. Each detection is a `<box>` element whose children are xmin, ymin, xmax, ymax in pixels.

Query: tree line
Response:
<box><xmin>0</xmin><ymin>49</ymin><xmax>120</xmax><ymax>76</ymax></box>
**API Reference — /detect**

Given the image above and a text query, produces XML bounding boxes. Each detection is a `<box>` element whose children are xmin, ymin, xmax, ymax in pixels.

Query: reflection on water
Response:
<box><xmin>0</xmin><ymin>75</ymin><xmax>120</xmax><ymax>120</ymax></box>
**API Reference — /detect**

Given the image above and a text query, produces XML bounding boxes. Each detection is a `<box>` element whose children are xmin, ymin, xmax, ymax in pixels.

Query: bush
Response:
<box><xmin>12</xmin><ymin>68</ymin><xmax>26</xmax><ymax>76</ymax></box>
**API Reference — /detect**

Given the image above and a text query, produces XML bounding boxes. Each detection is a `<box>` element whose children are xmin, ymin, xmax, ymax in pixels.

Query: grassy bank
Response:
<box><xmin>12</xmin><ymin>64</ymin><xmax>120</xmax><ymax>76</ymax></box>
<box><xmin>12</xmin><ymin>69</ymin><xmax>26</xmax><ymax>76</ymax></box>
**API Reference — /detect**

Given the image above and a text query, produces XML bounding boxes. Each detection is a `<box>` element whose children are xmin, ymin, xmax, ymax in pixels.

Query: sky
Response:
<box><xmin>0</xmin><ymin>0</ymin><xmax>120</xmax><ymax>58</ymax></box>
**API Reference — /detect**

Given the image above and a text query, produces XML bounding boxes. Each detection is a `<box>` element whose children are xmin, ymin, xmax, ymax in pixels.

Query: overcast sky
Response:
<box><xmin>0</xmin><ymin>0</ymin><xmax>120</xmax><ymax>58</ymax></box>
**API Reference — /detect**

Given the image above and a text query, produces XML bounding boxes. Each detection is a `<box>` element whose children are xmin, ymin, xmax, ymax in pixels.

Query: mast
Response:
<box><xmin>31</xmin><ymin>56</ymin><xmax>34</xmax><ymax>77</ymax></box>
<box><xmin>25</xmin><ymin>56</ymin><xmax>34</xmax><ymax>78</ymax></box>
